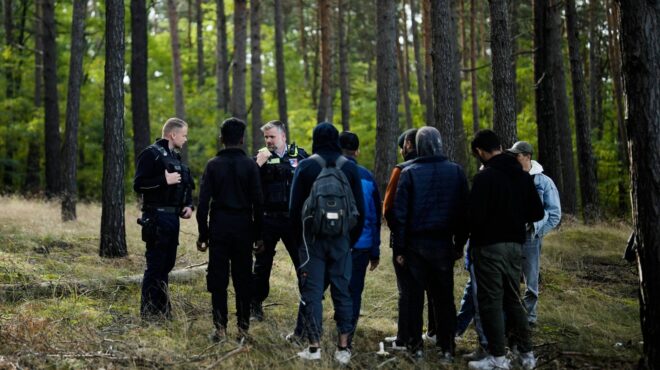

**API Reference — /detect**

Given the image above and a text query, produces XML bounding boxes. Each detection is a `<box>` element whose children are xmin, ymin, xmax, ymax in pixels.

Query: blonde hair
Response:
<box><xmin>162</xmin><ymin>117</ymin><xmax>188</xmax><ymax>137</ymax></box>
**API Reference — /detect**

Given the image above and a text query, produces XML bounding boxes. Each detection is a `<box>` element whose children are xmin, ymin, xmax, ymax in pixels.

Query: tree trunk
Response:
<box><xmin>588</xmin><ymin>0</ymin><xmax>603</xmax><ymax>140</ymax></box>
<box><xmin>61</xmin><ymin>0</ymin><xmax>86</xmax><ymax>222</ymax></box>
<box><xmin>317</xmin><ymin>0</ymin><xmax>332</xmax><ymax>123</ymax></box>
<box><xmin>311</xmin><ymin>5</ymin><xmax>320</xmax><ymax>109</ymax></box>
<box><xmin>299</xmin><ymin>0</ymin><xmax>310</xmax><ymax>86</ymax></box>
<box><xmin>509</xmin><ymin>0</ymin><xmax>519</xmax><ymax>113</ymax></box>
<box><xmin>167</xmin><ymin>0</ymin><xmax>188</xmax><ymax>162</ymax></box>
<box><xmin>251</xmin><ymin>0</ymin><xmax>263</xmax><ymax>153</ymax></box>
<box><xmin>422</xmin><ymin>0</ymin><xmax>434</xmax><ymax>125</ymax></box>
<box><xmin>232</xmin><ymin>0</ymin><xmax>248</xmax><ymax>123</ymax></box>
<box><xmin>196</xmin><ymin>0</ymin><xmax>205</xmax><ymax>89</ymax></box>
<box><xmin>338</xmin><ymin>0</ymin><xmax>350</xmax><ymax>131</ymax></box>
<box><xmin>374</xmin><ymin>0</ymin><xmax>399</xmax><ymax>197</ymax></box>
<box><xmin>100</xmin><ymin>0</ymin><xmax>127</xmax><ymax>258</ymax></box>
<box><xmin>430</xmin><ymin>0</ymin><xmax>459</xmax><ymax>161</ymax></box>
<box><xmin>488</xmin><ymin>0</ymin><xmax>517</xmax><ymax>149</ymax></box>
<box><xmin>410</xmin><ymin>0</ymin><xmax>426</xmax><ymax>110</ymax></box>
<box><xmin>25</xmin><ymin>0</ymin><xmax>43</xmax><ymax>194</ymax></box>
<box><xmin>469</xmin><ymin>0</ymin><xmax>479</xmax><ymax>135</ymax></box>
<box><xmin>275</xmin><ymin>0</ymin><xmax>289</xmax><ymax>129</ymax></box>
<box><xmin>534</xmin><ymin>0</ymin><xmax>563</xmax><ymax>190</ymax></box>
<box><xmin>565</xmin><ymin>0</ymin><xmax>600</xmax><ymax>222</ymax></box>
<box><xmin>42</xmin><ymin>0</ymin><xmax>61</xmax><ymax>198</ymax></box>
<box><xmin>4</xmin><ymin>0</ymin><xmax>15</xmax><ymax>98</ymax></box>
<box><xmin>451</xmin><ymin>0</ymin><xmax>467</xmax><ymax>168</ymax></box>
<box><xmin>460</xmin><ymin>0</ymin><xmax>468</xmax><ymax>75</ymax></box>
<box><xmin>216</xmin><ymin>0</ymin><xmax>229</xmax><ymax>112</ymax></box>
<box><xmin>548</xmin><ymin>0</ymin><xmax>577</xmax><ymax>215</ymax></box>
<box><xmin>397</xmin><ymin>22</ymin><xmax>413</xmax><ymax>130</ymax></box>
<box><xmin>401</xmin><ymin>2</ymin><xmax>412</xmax><ymax>91</ymax></box>
<box><xmin>617</xmin><ymin>1</ymin><xmax>660</xmax><ymax>367</ymax></box>
<box><xmin>131</xmin><ymin>0</ymin><xmax>151</xmax><ymax>166</ymax></box>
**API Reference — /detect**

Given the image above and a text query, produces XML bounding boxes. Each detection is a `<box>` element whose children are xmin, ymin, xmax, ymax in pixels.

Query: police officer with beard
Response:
<box><xmin>250</xmin><ymin>120</ymin><xmax>308</xmax><ymax>321</ymax></box>
<box><xmin>134</xmin><ymin>117</ymin><xmax>195</xmax><ymax>321</ymax></box>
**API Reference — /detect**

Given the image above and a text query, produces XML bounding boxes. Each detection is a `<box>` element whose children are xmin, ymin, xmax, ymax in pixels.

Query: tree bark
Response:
<box><xmin>25</xmin><ymin>0</ymin><xmax>43</xmax><ymax>194</ymax></box>
<box><xmin>275</xmin><ymin>0</ymin><xmax>289</xmax><ymax>129</ymax></box>
<box><xmin>397</xmin><ymin>22</ymin><xmax>413</xmax><ymax>130</ymax></box>
<box><xmin>565</xmin><ymin>0</ymin><xmax>600</xmax><ymax>222</ymax></box>
<box><xmin>42</xmin><ymin>0</ymin><xmax>61</xmax><ymax>198</ymax></box>
<box><xmin>251</xmin><ymin>0</ymin><xmax>264</xmax><ymax>153</ymax></box>
<box><xmin>422</xmin><ymin>0</ymin><xmax>434</xmax><ymax>125</ymax></box>
<box><xmin>409</xmin><ymin>0</ymin><xmax>426</xmax><ymax>110</ymax></box>
<box><xmin>588</xmin><ymin>0</ymin><xmax>603</xmax><ymax>140</ymax></box>
<box><xmin>534</xmin><ymin>0</ymin><xmax>563</xmax><ymax>190</ymax></box>
<box><xmin>338</xmin><ymin>0</ymin><xmax>350</xmax><ymax>131</ymax></box>
<box><xmin>4</xmin><ymin>0</ymin><xmax>15</xmax><ymax>98</ymax></box>
<box><xmin>61</xmin><ymin>0</ymin><xmax>86</xmax><ymax>222</ymax></box>
<box><xmin>460</xmin><ymin>0</ymin><xmax>468</xmax><ymax>75</ymax></box>
<box><xmin>131</xmin><ymin>0</ymin><xmax>151</xmax><ymax>166</ymax></box>
<box><xmin>299</xmin><ymin>0</ymin><xmax>310</xmax><ymax>86</ymax></box>
<box><xmin>317</xmin><ymin>0</ymin><xmax>332</xmax><ymax>123</ymax></box>
<box><xmin>451</xmin><ymin>0</ymin><xmax>467</xmax><ymax>168</ymax></box>
<box><xmin>374</xmin><ymin>0</ymin><xmax>399</xmax><ymax>196</ymax></box>
<box><xmin>167</xmin><ymin>0</ymin><xmax>188</xmax><ymax>162</ymax></box>
<box><xmin>617</xmin><ymin>1</ymin><xmax>660</xmax><ymax>368</ymax></box>
<box><xmin>488</xmin><ymin>0</ymin><xmax>517</xmax><ymax>149</ymax></box>
<box><xmin>430</xmin><ymin>0</ymin><xmax>459</xmax><ymax>161</ymax></box>
<box><xmin>215</xmin><ymin>0</ymin><xmax>229</xmax><ymax>111</ymax></box>
<box><xmin>232</xmin><ymin>0</ymin><xmax>248</xmax><ymax>123</ymax></box>
<box><xmin>548</xmin><ymin>0</ymin><xmax>577</xmax><ymax>215</ymax></box>
<box><xmin>469</xmin><ymin>0</ymin><xmax>479</xmax><ymax>135</ymax></box>
<box><xmin>196</xmin><ymin>0</ymin><xmax>205</xmax><ymax>89</ymax></box>
<box><xmin>100</xmin><ymin>0</ymin><xmax>127</xmax><ymax>258</ymax></box>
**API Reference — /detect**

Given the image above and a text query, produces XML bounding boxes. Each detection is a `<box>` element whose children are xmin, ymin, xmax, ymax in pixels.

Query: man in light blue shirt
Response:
<box><xmin>507</xmin><ymin>141</ymin><xmax>561</xmax><ymax>325</ymax></box>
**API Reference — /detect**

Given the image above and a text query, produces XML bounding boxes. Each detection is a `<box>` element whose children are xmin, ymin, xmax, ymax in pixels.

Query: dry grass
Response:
<box><xmin>0</xmin><ymin>196</ymin><xmax>643</xmax><ymax>369</ymax></box>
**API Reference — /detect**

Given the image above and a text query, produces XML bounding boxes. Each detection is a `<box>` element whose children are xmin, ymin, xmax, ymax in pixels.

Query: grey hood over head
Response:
<box><xmin>416</xmin><ymin>126</ymin><xmax>444</xmax><ymax>157</ymax></box>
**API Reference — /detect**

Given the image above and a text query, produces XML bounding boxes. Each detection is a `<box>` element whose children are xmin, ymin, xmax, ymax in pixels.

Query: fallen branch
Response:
<box><xmin>204</xmin><ymin>345</ymin><xmax>250</xmax><ymax>370</ymax></box>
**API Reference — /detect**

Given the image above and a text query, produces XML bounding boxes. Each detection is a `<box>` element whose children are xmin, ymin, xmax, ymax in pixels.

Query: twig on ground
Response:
<box><xmin>204</xmin><ymin>345</ymin><xmax>250</xmax><ymax>370</ymax></box>
<box><xmin>376</xmin><ymin>357</ymin><xmax>397</xmax><ymax>368</ymax></box>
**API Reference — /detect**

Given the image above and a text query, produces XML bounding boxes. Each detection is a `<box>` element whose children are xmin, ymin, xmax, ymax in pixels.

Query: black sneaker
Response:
<box><xmin>250</xmin><ymin>302</ymin><xmax>264</xmax><ymax>321</ymax></box>
<box><xmin>209</xmin><ymin>327</ymin><xmax>227</xmax><ymax>343</ymax></box>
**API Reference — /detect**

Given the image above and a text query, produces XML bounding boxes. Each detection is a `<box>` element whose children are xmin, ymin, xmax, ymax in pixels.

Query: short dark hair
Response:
<box><xmin>398</xmin><ymin>128</ymin><xmax>417</xmax><ymax>149</ymax></box>
<box><xmin>221</xmin><ymin>117</ymin><xmax>246</xmax><ymax>146</ymax></box>
<box><xmin>339</xmin><ymin>131</ymin><xmax>359</xmax><ymax>151</ymax></box>
<box><xmin>471</xmin><ymin>129</ymin><xmax>501</xmax><ymax>154</ymax></box>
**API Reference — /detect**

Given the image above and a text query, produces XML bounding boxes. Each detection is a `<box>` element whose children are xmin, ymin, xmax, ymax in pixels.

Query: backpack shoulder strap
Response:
<box><xmin>310</xmin><ymin>154</ymin><xmax>326</xmax><ymax>169</ymax></box>
<box><xmin>335</xmin><ymin>155</ymin><xmax>348</xmax><ymax>170</ymax></box>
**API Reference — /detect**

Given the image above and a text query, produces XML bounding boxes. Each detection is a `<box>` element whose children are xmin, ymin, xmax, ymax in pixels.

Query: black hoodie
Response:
<box><xmin>468</xmin><ymin>153</ymin><xmax>544</xmax><ymax>247</ymax></box>
<box><xmin>289</xmin><ymin>123</ymin><xmax>365</xmax><ymax>246</ymax></box>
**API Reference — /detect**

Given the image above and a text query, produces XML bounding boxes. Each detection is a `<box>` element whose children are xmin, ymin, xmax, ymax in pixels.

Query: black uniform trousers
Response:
<box><xmin>141</xmin><ymin>211</ymin><xmax>179</xmax><ymax>319</ymax></box>
<box><xmin>251</xmin><ymin>215</ymin><xmax>300</xmax><ymax>304</ymax></box>
<box><xmin>207</xmin><ymin>212</ymin><xmax>253</xmax><ymax>331</ymax></box>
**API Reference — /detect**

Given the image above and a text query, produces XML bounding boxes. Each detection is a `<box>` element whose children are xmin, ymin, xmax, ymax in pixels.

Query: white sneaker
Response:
<box><xmin>520</xmin><ymin>351</ymin><xmax>537</xmax><ymax>370</ymax></box>
<box><xmin>297</xmin><ymin>347</ymin><xmax>321</xmax><ymax>361</ymax></box>
<box><xmin>384</xmin><ymin>335</ymin><xmax>398</xmax><ymax>343</ymax></box>
<box><xmin>468</xmin><ymin>355</ymin><xmax>511</xmax><ymax>370</ymax></box>
<box><xmin>438</xmin><ymin>351</ymin><xmax>454</xmax><ymax>365</ymax></box>
<box><xmin>422</xmin><ymin>332</ymin><xmax>437</xmax><ymax>345</ymax></box>
<box><xmin>334</xmin><ymin>348</ymin><xmax>352</xmax><ymax>365</ymax></box>
<box><xmin>391</xmin><ymin>340</ymin><xmax>407</xmax><ymax>351</ymax></box>
<box><xmin>463</xmin><ymin>346</ymin><xmax>488</xmax><ymax>361</ymax></box>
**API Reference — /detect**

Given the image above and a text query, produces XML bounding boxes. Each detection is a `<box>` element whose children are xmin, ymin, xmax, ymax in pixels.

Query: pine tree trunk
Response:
<box><xmin>509</xmin><ymin>0</ymin><xmax>519</xmax><ymax>113</ymax></box>
<box><xmin>25</xmin><ymin>0</ymin><xmax>43</xmax><ymax>194</ymax></box>
<box><xmin>4</xmin><ymin>0</ymin><xmax>15</xmax><ymax>98</ymax></box>
<box><xmin>548</xmin><ymin>0</ymin><xmax>577</xmax><ymax>215</ymax></box>
<box><xmin>100</xmin><ymin>0</ymin><xmax>127</xmax><ymax>258</ymax></box>
<box><xmin>534</xmin><ymin>0</ymin><xmax>563</xmax><ymax>190</ymax></box>
<box><xmin>430</xmin><ymin>0</ymin><xmax>459</xmax><ymax>160</ymax></box>
<box><xmin>274</xmin><ymin>0</ymin><xmax>288</xmax><ymax>129</ymax></box>
<box><xmin>460</xmin><ymin>0</ymin><xmax>468</xmax><ymax>76</ymax></box>
<box><xmin>451</xmin><ymin>0</ymin><xmax>467</xmax><ymax>168</ymax></box>
<box><xmin>42</xmin><ymin>0</ymin><xmax>61</xmax><ymax>198</ymax></box>
<box><xmin>488</xmin><ymin>0</ymin><xmax>517</xmax><ymax>149</ymax></box>
<box><xmin>232</xmin><ymin>0</ymin><xmax>248</xmax><ymax>123</ymax></box>
<box><xmin>397</xmin><ymin>23</ymin><xmax>413</xmax><ymax>130</ymax></box>
<box><xmin>167</xmin><ymin>0</ymin><xmax>188</xmax><ymax>161</ymax></box>
<box><xmin>299</xmin><ymin>0</ymin><xmax>310</xmax><ymax>86</ymax></box>
<box><xmin>409</xmin><ymin>0</ymin><xmax>426</xmax><ymax>111</ymax></box>
<box><xmin>374</xmin><ymin>0</ymin><xmax>399</xmax><ymax>196</ymax></box>
<box><xmin>216</xmin><ymin>0</ymin><xmax>229</xmax><ymax>112</ymax></box>
<box><xmin>618</xmin><ymin>1</ymin><xmax>660</xmax><ymax>367</ymax></box>
<box><xmin>131</xmin><ymin>0</ymin><xmax>151</xmax><ymax>165</ymax></box>
<box><xmin>401</xmin><ymin>2</ymin><xmax>412</xmax><ymax>91</ymax></box>
<box><xmin>422</xmin><ymin>0</ymin><xmax>434</xmax><ymax>125</ymax></box>
<box><xmin>311</xmin><ymin>6</ymin><xmax>320</xmax><ymax>108</ymax></box>
<box><xmin>565</xmin><ymin>0</ymin><xmax>600</xmax><ymax>222</ymax></box>
<box><xmin>338</xmin><ymin>0</ymin><xmax>350</xmax><ymax>131</ymax></box>
<box><xmin>196</xmin><ymin>0</ymin><xmax>205</xmax><ymax>89</ymax></box>
<box><xmin>251</xmin><ymin>0</ymin><xmax>263</xmax><ymax>153</ymax></box>
<box><xmin>317</xmin><ymin>0</ymin><xmax>332</xmax><ymax>123</ymax></box>
<box><xmin>61</xmin><ymin>0</ymin><xmax>86</xmax><ymax>222</ymax></box>
<box><xmin>470</xmin><ymin>0</ymin><xmax>479</xmax><ymax>135</ymax></box>
<box><xmin>588</xmin><ymin>0</ymin><xmax>603</xmax><ymax>140</ymax></box>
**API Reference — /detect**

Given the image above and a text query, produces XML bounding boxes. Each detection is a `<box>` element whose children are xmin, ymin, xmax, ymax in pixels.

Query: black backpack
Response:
<box><xmin>302</xmin><ymin>155</ymin><xmax>359</xmax><ymax>238</ymax></box>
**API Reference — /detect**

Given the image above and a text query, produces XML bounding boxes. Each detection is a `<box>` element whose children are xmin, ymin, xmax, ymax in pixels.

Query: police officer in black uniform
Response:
<box><xmin>134</xmin><ymin>117</ymin><xmax>195</xmax><ymax>320</ymax></box>
<box><xmin>250</xmin><ymin>120</ymin><xmax>308</xmax><ymax>321</ymax></box>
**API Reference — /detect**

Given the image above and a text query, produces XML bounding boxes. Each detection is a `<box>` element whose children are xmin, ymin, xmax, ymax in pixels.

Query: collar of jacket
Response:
<box><xmin>412</xmin><ymin>154</ymin><xmax>448</xmax><ymax>164</ymax></box>
<box><xmin>217</xmin><ymin>147</ymin><xmax>247</xmax><ymax>156</ymax></box>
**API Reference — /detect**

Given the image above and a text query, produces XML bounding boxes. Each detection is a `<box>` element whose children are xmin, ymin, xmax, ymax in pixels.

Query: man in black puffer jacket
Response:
<box><xmin>392</xmin><ymin>126</ymin><xmax>469</xmax><ymax>361</ymax></box>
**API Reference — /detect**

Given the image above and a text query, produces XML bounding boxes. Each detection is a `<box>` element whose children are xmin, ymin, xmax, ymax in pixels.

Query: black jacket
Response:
<box><xmin>196</xmin><ymin>147</ymin><xmax>263</xmax><ymax>242</ymax></box>
<box><xmin>469</xmin><ymin>153</ymin><xmax>544</xmax><ymax>246</ymax></box>
<box><xmin>133</xmin><ymin>138</ymin><xmax>194</xmax><ymax>209</ymax></box>
<box><xmin>289</xmin><ymin>123</ymin><xmax>365</xmax><ymax>247</ymax></box>
<box><xmin>256</xmin><ymin>145</ymin><xmax>308</xmax><ymax>213</ymax></box>
<box><xmin>392</xmin><ymin>155</ymin><xmax>469</xmax><ymax>256</ymax></box>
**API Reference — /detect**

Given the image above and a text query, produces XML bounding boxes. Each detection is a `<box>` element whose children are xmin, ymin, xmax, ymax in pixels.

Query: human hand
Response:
<box><xmin>369</xmin><ymin>259</ymin><xmax>380</xmax><ymax>271</ymax></box>
<box><xmin>253</xmin><ymin>240</ymin><xmax>265</xmax><ymax>254</ymax></box>
<box><xmin>256</xmin><ymin>150</ymin><xmax>272</xmax><ymax>167</ymax></box>
<box><xmin>165</xmin><ymin>169</ymin><xmax>182</xmax><ymax>185</ymax></box>
<box><xmin>180</xmin><ymin>207</ymin><xmax>193</xmax><ymax>219</ymax></box>
<box><xmin>395</xmin><ymin>255</ymin><xmax>405</xmax><ymax>266</ymax></box>
<box><xmin>196</xmin><ymin>239</ymin><xmax>208</xmax><ymax>252</ymax></box>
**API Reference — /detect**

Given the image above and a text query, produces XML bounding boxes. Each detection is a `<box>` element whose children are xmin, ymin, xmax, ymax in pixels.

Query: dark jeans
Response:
<box><xmin>406</xmin><ymin>239</ymin><xmax>456</xmax><ymax>354</ymax></box>
<box><xmin>208</xmin><ymin>227</ymin><xmax>253</xmax><ymax>331</ymax></box>
<box><xmin>141</xmin><ymin>211</ymin><xmax>179</xmax><ymax>319</ymax></box>
<box><xmin>297</xmin><ymin>236</ymin><xmax>353</xmax><ymax>344</ymax></box>
<box><xmin>473</xmin><ymin>242</ymin><xmax>532</xmax><ymax>356</ymax></box>
<box><xmin>348</xmin><ymin>249</ymin><xmax>371</xmax><ymax>345</ymax></box>
<box><xmin>393</xmin><ymin>253</ymin><xmax>413</xmax><ymax>345</ymax></box>
<box><xmin>252</xmin><ymin>216</ymin><xmax>300</xmax><ymax>304</ymax></box>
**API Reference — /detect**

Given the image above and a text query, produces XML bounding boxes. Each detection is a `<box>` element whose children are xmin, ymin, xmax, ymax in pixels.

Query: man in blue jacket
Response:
<box><xmin>392</xmin><ymin>126</ymin><xmax>469</xmax><ymax>362</ymax></box>
<box><xmin>338</xmin><ymin>131</ymin><xmax>381</xmax><ymax>348</ymax></box>
<box><xmin>289</xmin><ymin>123</ymin><xmax>365</xmax><ymax>365</ymax></box>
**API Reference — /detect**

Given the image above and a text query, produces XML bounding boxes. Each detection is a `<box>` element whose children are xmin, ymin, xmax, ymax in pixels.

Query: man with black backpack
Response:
<box><xmin>288</xmin><ymin>122</ymin><xmax>365</xmax><ymax>365</ymax></box>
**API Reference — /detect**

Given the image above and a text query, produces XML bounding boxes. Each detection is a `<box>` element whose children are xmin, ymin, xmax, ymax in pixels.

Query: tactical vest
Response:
<box><xmin>142</xmin><ymin>144</ymin><xmax>193</xmax><ymax>209</ymax></box>
<box><xmin>259</xmin><ymin>145</ymin><xmax>307</xmax><ymax>212</ymax></box>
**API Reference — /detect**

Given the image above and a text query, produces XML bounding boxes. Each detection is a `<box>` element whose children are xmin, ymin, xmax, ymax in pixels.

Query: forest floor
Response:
<box><xmin>0</xmin><ymin>196</ymin><xmax>643</xmax><ymax>369</ymax></box>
